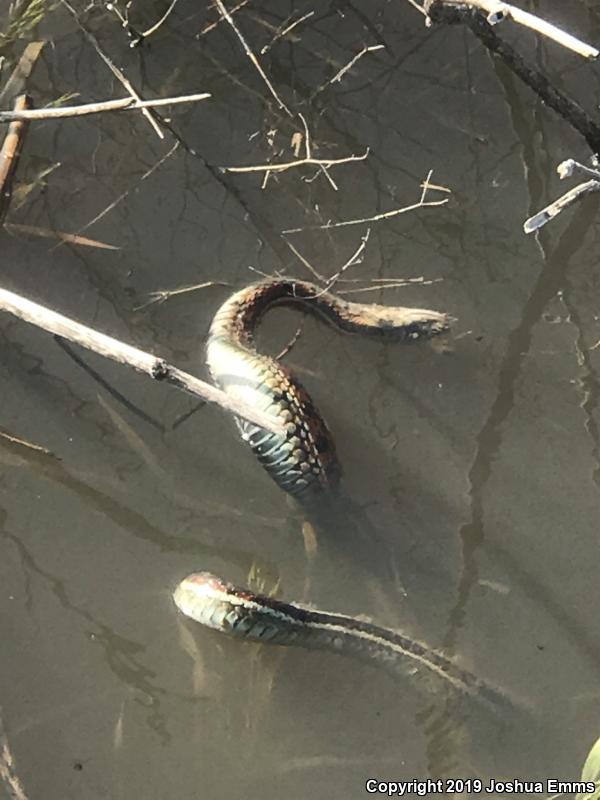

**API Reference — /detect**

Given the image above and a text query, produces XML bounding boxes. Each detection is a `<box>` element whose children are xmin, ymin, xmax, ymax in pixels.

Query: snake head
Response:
<box><xmin>346</xmin><ymin>303</ymin><xmax>450</xmax><ymax>340</ymax></box>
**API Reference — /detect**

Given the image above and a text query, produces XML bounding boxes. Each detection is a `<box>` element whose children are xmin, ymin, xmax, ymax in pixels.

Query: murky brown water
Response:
<box><xmin>1</xmin><ymin>1</ymin><xmax>600</xmax><ymax>798</ymax></box>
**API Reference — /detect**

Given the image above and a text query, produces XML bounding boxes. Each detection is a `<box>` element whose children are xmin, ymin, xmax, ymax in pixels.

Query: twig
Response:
<box><xmin>140</xmin><ymin>0</ymin><xmax>180</xmax><ymax>38</ymax></box>
<box><xmin>338</xmin><ymin>279</ymin><xmax>441</xmax><ymax>295</ymax></box>
<box><xmin>0</xmin><ymin>92</ymin><xmax>211</xmax><ymax>122</ymax></box>
<box><xmin>0</xmin><ymin>708</ymin><xmax>29</xmax><ymax>800</ymax></box>
<box><xmin>0</xmin><ymin>427</ymin><xmax>52</xmax><ymax>455</ymax></box>
<box><xmin>523</xmin><ymin>180</ymin><xmax>600</xmax><ymax>233</ymax></box>
<box><xmin>405</xmin><ymin>0</ymin><xmax>427</xmax><ymax>15</ymax></box>
<box><xmin>312</xmin><ymin>44</ymin><xmax>385</xmax><ymax>98</ymax></box>
<box><xmin>282</xmin><ymin>182</ymin><xmax>449</xmax><ymax>232</ymax></box>
<box><xmin>197</xmin><ymin>0</ymin><xmax>249</xmax><ymax>37</ymax></box>
<box><xmin>5</xmin><ymin>222</ymin><xmax>120</xmax><ymax>250</ymax></box>
<box><xmin>58</xmin><ymin>0</ymin><xmax>165</xmax><ymax>139</ymax></box>
<box><xmin>282</xmin><ymin>237</ymin><xmax>327</xmax><ymax>282</ymax></box>
<box><xmin>275</xmin><ymin>324</ymin><xmax>304</xmax><ymax>360</ymax></box>
<box><xmin>313</xmin><ymin>228</ymin><xmax>371</xmax><ymax>296</ymax></box>
<box><xmin>212</xmin><ymin>0</ymin><xmax>292</xmax><ymax>116</ymax></box>
<box><xmin>429</xmin><ymin>0</ymin><xmax>599</xmax><ymax>59</ymax></box>
<box><xmin>425</xmin><ymin>1</ymin><xmax>600</xmax><ymax>152</ymax></box>
<box><xmin>135</xmin><ymin>280</ymin><xmax>230</xmax><ymax>310</ymax></box>
<box><xmin>65</xmin><ymin>141</ymin><xmax>180</xmax><ymax>245</ymax></box>
<box><xmin>0</xmin><ymin>94</ymin><xmax>31</xmax><ymax>226</ymax></box>
<box><xmin>0</xmin><ymin>287</ymin><xmax>285</xmax><ymax>435</ymax></box>
<box><xmin>0</xmin><ymin>41</ymin><xmax>44</xmax><ymax>105</ymax></box>
<box><xmin>224</xmin><ymin>148</ymin><xmax>369</xmax><ymax>175</ymax></box>
<box><xmin>261</xmin><ymin>10</ymin><xmax>315</xmax><ymax>55</ymax></box>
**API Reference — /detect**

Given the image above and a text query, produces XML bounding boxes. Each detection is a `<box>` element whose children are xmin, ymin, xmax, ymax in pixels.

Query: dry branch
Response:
<box><xmin>0</xmin><ymin>94</ymin><xmax>31</xmax><ymax>225</ymax></box>
<box><xmin>212</xmin><ymin>0</ymin><xmax>292</xmax><ymax>116</ymax></box>
<box><xmin>260</xmin><ymin>11</ymin><xmax>315</xmax><ymax>55</ymax></box>
<box><xmin>523</xmin><ymin>180</ymin><xmax>600</xmax><ymax>233</ymax></box>
<box><xmin>312</xmin><ymin>44</ymin><xmax>385</xmax><ymax>98</ymax></box>
<box><xmin>0</xmin><ymin>287</ymin><xmax>284</xmax><ymax>436</ymax></box>
<box><xmin>427</xmin><ymin>0</ymin><xmax>598</xmax><ymax>59</ymax></box>
<box><xmin>425</xmin><ymin>0</ymin><xmax>600</xmax><ymax>153</ymax></box>
<box><xmin>58</xmin><ymin>0</ymin><xmax>164</xmax><ymax>139</ymax></box>
<box><xmin>524</xmin><ymin>159</ymin><xmax>600</xmax><ymax>233</ymax></box>
<box><xmin>0</xmin><ymin>92</ymin><xmax>211</xmax><ymax>122</ymax></box>
<box><xmin>282</xmin><ymin>194</ymin><xmax>448</xmax><ymax>233</ymax></box>
<box><xmin>224</xmin><ymin>148</ymin><xmax>369</xmax><ymax>176</ymax></box>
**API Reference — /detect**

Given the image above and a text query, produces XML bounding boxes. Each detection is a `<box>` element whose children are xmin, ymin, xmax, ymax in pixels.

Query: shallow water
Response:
<box><xmin>1</xmin><ymin>1</ymin><xmax>600</xmax><ymax>798</ymax></box>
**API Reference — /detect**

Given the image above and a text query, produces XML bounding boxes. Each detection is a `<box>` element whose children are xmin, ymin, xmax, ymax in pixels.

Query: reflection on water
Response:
<box><xmin>2</xmin><ymin>1</ymin><xmax>600</xmax><ymax>797</ymax></box>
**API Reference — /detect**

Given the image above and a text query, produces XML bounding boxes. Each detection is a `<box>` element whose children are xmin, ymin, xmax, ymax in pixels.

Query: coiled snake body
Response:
<box><xmin>206</xmin><ymin>279</ymin><xmax>449</xmax><ymax>497</ymax></box>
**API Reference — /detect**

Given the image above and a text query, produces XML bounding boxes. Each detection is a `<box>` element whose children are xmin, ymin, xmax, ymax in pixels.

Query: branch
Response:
<box><xmin>282</xmin><ymin>196</ymin><xmax>448</xmax><ymax>233</ymax></box>
<box><xmin>524</xmin><ymin>159</ymin><xmax>600</xmax><ymax>233</ymax></box>
<box><xmin>425</xmin><ymin>0</ymin><xmax>600</xmax><ymax>153</ymax></box>
<box><xmin>223</xmin><ymin>148</ymin><xmax>369</xmax><ymax>175</ymax></box>
<box><xmin>0</xmin><ymin>94</ymin><xmax>31</xmax><ymax>225</ymax></box>
<box><xmin>0</xmin><ymin>92</ymin><xmax>211</xmax><ymax>122</ymax></box>
<box><xmin>0</xmin><ymin>287</ymin><xmax>284</xmax><ymax>436</ymax></box>
<box><xmin>212</xmin><ymin>0</ymin><xmax>292</xmax><ymax>116</ymax></box>
<box><xmin>429</xmin><ymin>0</ymin><xmax>599</xmax><ymax>59</ymax></box>
<box><xmin>58</xmin><ymin>0</ymin><xmax>165</xmax><ymax>139</ymax></box>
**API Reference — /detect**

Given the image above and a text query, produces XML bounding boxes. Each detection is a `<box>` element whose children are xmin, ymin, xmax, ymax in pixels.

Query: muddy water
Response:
<box><xmin>1</xmin><ymin>1</ymin><xmax>600</xmax><ymax>798</ymax></box>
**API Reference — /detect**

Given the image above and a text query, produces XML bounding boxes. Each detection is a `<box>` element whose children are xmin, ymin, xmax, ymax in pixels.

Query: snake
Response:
<box><xmin>206</xmin><ymin>279</ymin><xmax>449</xmax><ymax>498</ymax></box>
<box><xmin>193</xmin><ymin>283</ymin><xmax>502</xmax><ymax>704</ymax></box>
<box><xmin>173</xmin><ymin>572</ymin><xmax>511</xmax><ymax>709</ymax></box>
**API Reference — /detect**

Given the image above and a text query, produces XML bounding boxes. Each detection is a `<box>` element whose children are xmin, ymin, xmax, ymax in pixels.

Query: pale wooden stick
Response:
<box><xmin>0</xmin><ymin>94</ymin><xmax>31</xmax><ymax>225</ymax></box>
<box><xmin>430</xmin><ymin>0</ymin><xmax>599</xmax><ymax>59</ymax></box>
<box><xmin>224</xmin><ymin>148</ymin><xmax>369</xmax><ymax>174</ymax></box>
<box><xmin>282</xmin><ymin>197</ymin><xmax>448</xmax><ymax>233</ymax></box>
<box><xmin>141</xmin><ymin>0</ymin><xmax>180</xmax><ymax>38</ymax></box>
<box><xmin>0</xmin><ymin>92</ymin><xmax>211</xmax><ymax>122</ymax></box>
<box><xmin>260</xmin><ymin>11</ymin><xmax>315</xmax><ymax>55</ymax></box>
<box><xmin>523</xmin><ymin>180</ymin><xmax>600</xmax><ymax>233</ymax></box>
<box><xmin>0</xmin><ymin>287</ymin><xmax>284</xmax><ymax>435</ymax></box>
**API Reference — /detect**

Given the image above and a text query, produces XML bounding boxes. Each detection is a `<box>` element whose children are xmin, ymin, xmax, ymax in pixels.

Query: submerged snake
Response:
<box><xmin>206</xmin><ymin>279</ymin><xmax>449</xmax><ymax>497</ymax></box>
<box><xmin>190</xmin><ymin>283</ymin><xmax>502</xmax><ymax>705</ymax></box>
<box><xmin>173</xmin><ymin>572</ymin><xmax>510</xmax><ymax>709</ymax></box>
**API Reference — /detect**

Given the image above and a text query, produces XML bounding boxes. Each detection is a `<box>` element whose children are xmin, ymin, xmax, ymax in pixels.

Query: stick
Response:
<box><xmin>425</xmin><ymin>1</ymin><xmax>600</xmax><ymax>153</ymax></box>
<box><xmin>224</xmin><ymin>148</ymin><xmax>369</xmax><ymax>175</ymax></box>
<box><xmin>0</xmin><ymin>92</ymin><xmax>211</xmax><ymax>122</ymax></box>
<box><xmin>58</xmin><ymin>0</ymin><xmax>165</xmax><ymax>139</ymax></box>
<box><xmin>260</xmin><ymin>11</ymin><xmax>315</xmax><ymax>55</ymax></box>
<box><xmin>433</xmin><ymin>0</ymin><xmax>599</xmax><ymax>59</ymax></box>
<box><xmin>212</xmin><ymin>0</ymin><xmax>292</xmax><ymax>116</ymax></box>
<box><xmin>0</xmin><ymin>287</ymin><xmax>284</xmax><ymax>435</ymax></box>
<box><xmin>0</xmin><ymin>94</ymin><xmax>31</xmax><ymax>225</ymax></box>
<box><xmin>523</xmin><ymin>180</ymin><xmax>600</xmax><ymax>233</ymax></box>
<box><xmin>282</xmin><ymin>197</ymin><xmax>448</xmax><ymax>233</ymax></box>
<box><xmin>312</xmin><ymin>44</ymin><xmax>385</xmax><ymax>98</ymax></box>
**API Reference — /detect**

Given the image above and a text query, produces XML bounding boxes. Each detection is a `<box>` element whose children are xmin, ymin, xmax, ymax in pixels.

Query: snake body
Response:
<box><xmin>174</xmin><ymin>572</ymin><xmax>509</xmax><ymax>708</ymax></box>
<box><xmin>206</xmin><ymin>280</ymin><xmax>449</xmax><ymax>497</ymax></box>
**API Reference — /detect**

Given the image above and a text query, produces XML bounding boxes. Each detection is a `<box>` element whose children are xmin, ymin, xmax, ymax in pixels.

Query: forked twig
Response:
<box><xmin>224</xmin><ymin>148</ymin><xmax>369</xmax><ymax>176</ymax></box>
<box><xmin>282</xmin><ymin>173</ymin><xmax>449</xmax><ymax>233</ymax></box>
